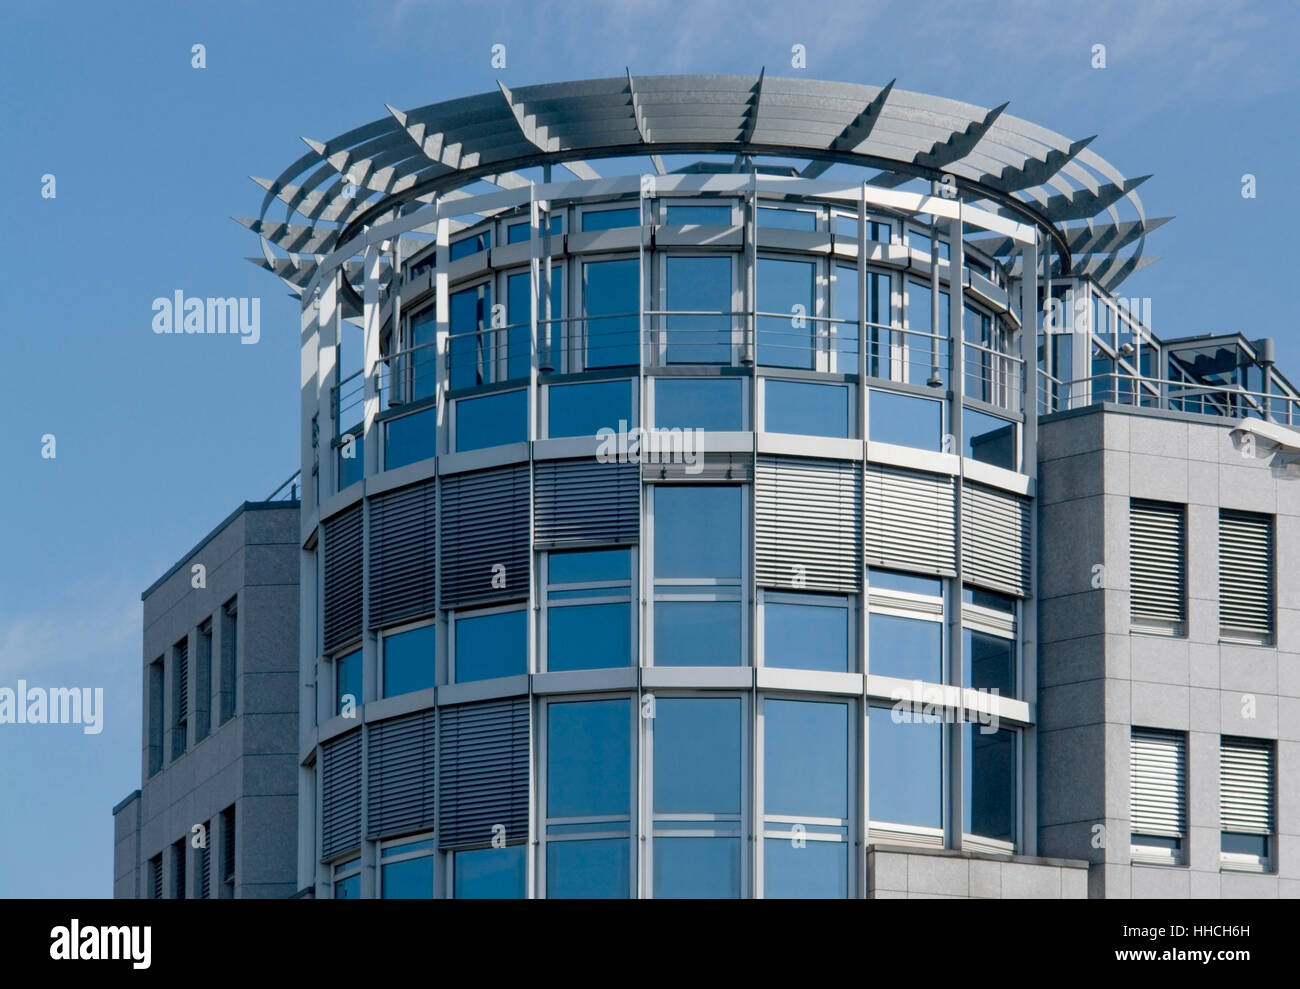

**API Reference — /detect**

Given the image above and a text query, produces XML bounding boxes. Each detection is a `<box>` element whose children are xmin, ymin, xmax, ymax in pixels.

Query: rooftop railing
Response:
<box><xmin>1038</xmin><ymin>369</ymin><xmax>1300</xmax><ymax>426</ymax></box>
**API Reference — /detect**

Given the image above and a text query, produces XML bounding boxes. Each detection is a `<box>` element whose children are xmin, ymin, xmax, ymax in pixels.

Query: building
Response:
<box><xmin>113</xmin><ymin>492</ymin><xmax>300</xmax><ymax>898</ymax></box>
<box><xmin>230</xmin><ymin>74</ymin><xmax>1299</xmax><ymax>898</ymax></box>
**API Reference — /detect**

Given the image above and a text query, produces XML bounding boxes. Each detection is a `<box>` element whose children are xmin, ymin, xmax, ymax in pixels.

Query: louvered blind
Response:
<box><xmin>368</xmin><ymin>710</ymin><xmax>437</xmax><ymax>838</ymax></box>
<box><xmin>1129</xmin><ymin>500</ymin><xmax>1186</xmax><ymax>630</ymax></box>
<box><xmin>321</xmin><ymin>730</ymin><xmax>362</xmax><ymax>860</ymax></box>
<box><xmin>756</xmin><ymin>456</ymin><xmax>862</xmax><ymax>592</ymax></box>
<box><xmin>1219</xmin><ymin>511</ymin><xmax>1273</xmax><ymax>640</ymax></box>
<box><xmin>1220</xmin><ymin>738</ymin><xmax>1273</xmax><ymax>835</ymax></box>
<box><xmin>176</xmin><ymin>641</ymin><xmax>188</xmax><ymax>720</ymax></box>
<box><xmin>640</xmin><ymin>452</ymin><xmax>753</xmax><ymax>482</ymax></box>
<box><xmin>150</xmin><ymin>855</ymin><xmax>163</xmax><ymax>900</ymax></box>
<box><xmin>198</xmin><ymin>838</ymin><xmax>211</xmax><ymax>899</ymax></box>
<box><xmin>1130</xmin><ymin>729</ymin><xmax>1186</xmax><ymax>838</ymax></box>
<box><xmin>221</xmin><ymin>805</ymin><xmax>235</xmax><ymax>882</ymax></box>
<box><xmin>438</xmin><ymin>698</ymin><xmax>529</xmax><ymax>849</ymax></box>
<box><xmin>864</xmin><ymin>465</ymin><xmax>956</xmax><ymax>575</ymax></box>
<box><xmin>440</xmin><ymin>466</ymin><xmax>530</xmax><ymax>606</ymax></box>
<box><xmin>962</xmin><ymin>483</ymin><xmax>1030</xmax><ymax>597</ymax></box>
<box><xmin>370</xmin><ymin>481</ymin><xmax>436</xmax><ymax>628</ymax></box>
<box><xmin>535</xmin><ymin>460</ymin><xmax>638</xmax><ymax>546</ymax></box>
<box><xmin>173</xmin><ymin>840</ymin><xmax>186</xmax><ymax>899</ymax></box>
<box><xmin>323</xmin><ymin>505</ymin><xmax>364</xmax><ymax>652</ymax></box>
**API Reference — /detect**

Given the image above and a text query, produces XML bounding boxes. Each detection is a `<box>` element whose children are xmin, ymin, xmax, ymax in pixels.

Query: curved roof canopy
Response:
<box><xmin>243</xmin><ymin>73</ymin><xmax>1165</xmax><ymax>299</ymax></box>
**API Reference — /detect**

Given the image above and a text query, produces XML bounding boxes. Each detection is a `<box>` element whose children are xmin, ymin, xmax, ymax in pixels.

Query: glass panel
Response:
<box><xmin>870</xmin><ymin>569</ymin><xmax>942</xmax><ymax>596</ymax></box>
<box><xmin>337</xmin><ymin>434</ymin><xmax>363</xmax><ymax>489</ymax></box>
<box><xmin>765</xmin><ymin>599</ymin><xmax>849</xmax><ymax>672</ymax></box>
<box><xmin>385</xmin><ymin>406</ymin><xmax>437</xmax><ymax>470</ymax></box>
<box><xmin>831</xmin><ymin>263</ymin><xmax>859</xmax><ymax>368</ymax></box>
<box><xmin>665</xmin><ymin>204</ymin><xmax>733</xmax><ymax>225</ymax></box>
<box><xmin>963</xmin><ymin>408</ymin><xmax>1017</xmax><ymax>470</ymax></box>
<box><xmin>549</xmin><ymin>379</ymin><xmax>632</xmax><ymax>438</ymax></box>
<box><xmin>332</xmin><ymin>874</ymin><xmax>360</xmax><ymax>899</ymax></box>
<box><xmin>335</xmin><ymin>649</ymin><xmax>361</xmax><ymax>715</ymax></box>
<box><xmin>410</xmin><ymin>308</ymin><xmax>438</xmax><ymax>401</ymax></box>
<box><xmin>383</xmin><ymin>625</ymin><xmax>436</xmax><ymax>697</ymax></box>
<box><xmin>758</xmin><ymin>206</ymin><xmax>817</xmax><ymax>231</ymax></box>
<box><xmin>654</xmin><ymin>837</ymin><xmax>741</xmax><ymax>898</ymax></box>
<box><xmin>905</xmin><ymin>282</ymin><xmax>949</xmax><ymax>387</ymax></box>
<box><xmin>1222</xmin><ymin>833</ymin><xmax>1269</xmax><ymax>857</ymax></box>
<box><xmin>449</xmin><ymin>230</ymin><xmax>490</xmax><ymax>261</ymax></box>
<box><xmin>454</xmin><ymin>610</ymin><xmax>526</xmax><ymax>682</ymax></box>
<box><xmin>654</xmin><ymin>600</ymin><xmax>742</xmax><ymax>666</ymax></box>
<box><xmin>654</xmin><ymin>486</ymin><xmax>742</xmax><ymax>578</ymax></box>
<box><xmin>870</xmin><ymin>708</ymin><xmax>942</xmax><ymax>827</ymax></box>
<box><xmin>506</xmin><ymin>269</ymin><xmax>563</xmax><ymax>380</ymax></box>
<box><xmin>764</xmin><ymin>699</ymin><xmax>848</xmax><ymax>819</ymax></box>
<box><xmin>380</xmin><ymin>855</ymin><xmax>433</xmax><ymax>898</ymax></box>
<box><xmin>965</xmin><ymin>628</ymin><xmax>1014</xmax><ymax>697</ymax></box>
<box><xmin>654</xmin><ymin>698</ymin><xmax>742</xmax><ymax>814</ymax></box>
<box><xmin>455</xmin><ymin>389</ymin><xmax>527</xmax><ymax>452</ymax></box>
<box><xmin>764</xmin><ymin>839</ymin><xmax>847</xmax><ymax>898</ymax></box>
<box><xmin>654</xmin><ymin>376</ymin><xmax>743</xmax><ymax>431</ymax></box>
<box><xmin>665</xmin><ymin>256</ymin><xmax>732</xmax><ymax>364</ymax></box>
<box><xmin>453</xmin><ymin>845</ymin><xmax>526</xmax><ymax>898</ymax></box>
<box><xmin>546</xmin><ymin>839</ymin><xmax>630</xmax><ymax>898</ymax></box>
<box><xmin>506</xmin><ymin>215</ymin><xmax>562</xmax><ymax>244</ymax></box>
<box><xmin>547</xmin><ymin>698</ymin><xmax>631</xmax><ymax>818</ymax></box>
<box><xmin>764</xmin><ymin>379</ymin><xmax>849</xmax><ymax>438</ymax></box>
<box><xmin>757</xmin><ymin>257</ymin><xmax>816</xmax><ymax>369</ymax></box>
<box><xmin>964</xmin><ymin>586</ymin><xmax>1015</xmax><ymax>611</ymax></box>
<box><xmin>449</xmin><ymin>284</ymin><xmax>493</xmax><ymax>390</ymax></box>
<box><xmin>584</xmin><ymin>259</ymin><xmax>640</xmax><ymax>368</ymax></box>
<box><xmin>907</xmin><ymin>230</ymin><xmax>950</xmax><ymax>260</ymax></box>
<box><xmin>869</xmin><ymin>614</ymin><xmax>942</xmax><ymax>681</ymax></box>
<box><xmin>963</xmin><ymin>725</ymin><xmax>1016</xmax><ymax>843</ymax></box>
<box><xmin>550</xmin><ymin>548</ymin><xmax>630</xmax><ymax>583</ymax></box>
<box><xmin>548</xmin><ymin>602</ymin><xmax>631</xmax><ymax>671</ymax></box>
<box><xmin>869</xmin><ymin>390</ymin><xmax>942</xmax><ymax>450</ymax></box>
<box><xmin>582</xmin><ymin>207</ymin><xmax>640</xmax><ymax>232</ymax></box>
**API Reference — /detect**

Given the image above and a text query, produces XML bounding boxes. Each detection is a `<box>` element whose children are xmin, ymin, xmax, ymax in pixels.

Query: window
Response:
<box><xmin>905</xmin><ymin>281</ymin><xmax>949</xmax><ymax>387</ymax></box>
<box><xmin>408</xmin><ymin>308</ymin><xmax>438</xmax><ymax>402</ymax></box>
<box><xmin>653</xmin><ymin>485</ymin><xmax>744</xmax><ymax>666</ymax></box>
<box><xmin>548</xmin><ymin>379</ymin><xmax>633</xmax><ymax>438</ymax></box>
<box><xmin>664</xmin><ymin>203</ymin><xmax>732</xmax><ymax>225</ymax></box>
<box><xmin>869</xmin><ymin>390</ymin><xmax>942</xmax><ymax>451</ymax></box>
<box><xmin>545</xmin><ymin>549</ymin><xmax>634</xmax><ymax>672</ymax></box>
<box><xmin>962</xmin><ymin>724</ymin><xmax>1016</xmax><ymax>846</ymax></box>
<box><xmin>583</xmin><ymin>259</ymin><xmax>640</xmax><ymax>368</ymax></box>
<box><xmin>963</xmin><ymin>408</ymin><xmax>1017</xmax><ymax>471</ymax></box>
<box><xmin>907</xmin><ymin>229</ymin><xmax>950</xmax><ymax>260</ymax></box>
<box><xmin>335</xmin><ymin>648</ymin><xmax>361</xmax><ymax>716</ymax></box>
<box><xmin>455</xmin><ymin>389</ymin><xmax>527</xmax><ymax>452</ymax></box>
<box><xmin>757</xmin><ymin>257</ymin><xmax>816</xmax><ymax>369</ymax></box>
<box><xmin>448</xmin><ymin>283</ymin><xmax>493</xmax><ymax>390</ymax></box>
<box><xmin>582</xmin><ymin>206</ymin><xmax>640</xmax><ymax>231</ymax></box>
<box><xmin>653</xmin><ymin>376</ymin><xmax>743</xmax><ymax>431</ymax></box>
<box><xmin>453</xmin><ymin>845</ymin><xmax>527</xmax><ymax>898</ymax></box>
<box><xmin>219</xmin><ymin>599</ymin><xmax>237</xmax><ymax>723</ymax></box>
<box><xmin>148</xmin><ymin>659</ymin><xmax>164</xmax><ymax>776</ymax></box>
<box><xmin>332</xmin><ymin>856</ymin><xmax>361</xmax><ymax>899</ymax></box>
<box><xmin>762</xmin><ymin>698</ymin><xmax>851</xmax><ymax>898</ymax></box>
<box><xmin>382</xmin><ymin>624</ymin><xmax>435</xmax><ymax>697</ymax></box>
<box><xmin>195</xmin><ymin>620</ymin><xmax>212</xmax><ymax>742</ymax></box>
<box><xmin>337</xmin><ymin>427</ymin><xmax>364</xmax><ymax>490</ymax></box>
<box><xmin>220</xmin><ymin>804</ymin><xmax>235</xmax><ymax>892</ymax></box>
<box><xmin>385</xmin><ymin>406</ymin><xmax>437</xmax><ymax>470</ymax></box>
<box><xmin>1219</xmin><ymin>511</ymin><xmax>1273</xmax><ymax>643</ymax></box>
<box><xmin>449</xmin><ymin>229</ymin><xmax>490</xmax><ymax>261</ymax></box>
<box><xmin>172</xmin><ymin>838</ymin><xmax>186</xmax><ymax>900</ymax></box>
<box><xmin>149</xmin><ymin>854</ymin><xmax>163</xmax><ymax>900</ymax></box>
<box><xmin>763</xmin><ymin>594</ymin><xmax>851</xmax><ymax>672</ymax></box>
<box><xmin>1130</xmin><ymin>500</ymin><xmax>1187</xmax><ymax>635</ymax></box>
<box><xmin>1130</xmin><ymin>728</ymin><xmax>1186</xmax><ymax>861</ymax></box>
<box><xmin>869</xmin><ymin>705</ymin><xmax>942</xmax><ymax>836</ymax></box>
<box><xmin>758</xmin><ymin>206</ymin><xmax>818</xmax><ymax>231</ymax></box>
<box><xmin>1220</xmin><ymin>738</ymin><xmax>1273</xmax><ymax>869</ymax></box>
<box><xmin>652</xmin><ymin>697</ymin><xmax>744</xmax><ymax>898</ymax></box>
<box><xmin>380</xmin><ymin>837</ymin><xmax>435</xmax><ymax>898</ymax></box>
<box><xmin>506</xmin><ymin>214</ymin><xmax>561</xmax><ymax>244</ymax></box>
<box><xmin>664</xmin><ymin>256</ymin><xmax>732</xmax><ymax>364</ymax></box>
<box><xmin>963</xmin><ymin>586</ymin><xmax>1016</xmax><ymax>698</ymax></box>
<box><xmin>453</xmin><ymin>608</ymin><xmax>526</xmax><ymax>682</ymax></box>
<box><xmin>764</xmin><ymin>379</ymin><xmax>850</xmax><ymax>438</ymax></box>
<box><xmin>171</xmin><ymin>637</ymin><xmax>188</xmax><ymax>759</ymax></box>
<box><xmin>545</xmin><ymin>698</ymin><xmax>634</xmax><ymax>898</ymax></box>
<box><xmin>506</xmin><ymin>268</ymin><xmax>563</xmax><ymax>379</ymax></box>
<box><xmin>868</xmin><ymin>570</ymin><xmax>943</xmax><ymax>683</ymax></box>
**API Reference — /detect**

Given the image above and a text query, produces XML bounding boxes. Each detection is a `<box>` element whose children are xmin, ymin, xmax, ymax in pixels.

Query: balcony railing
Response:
<box><xmin>266</xmin><ymin>470</ymin><xmax>302</xmax><ymax>502</ymax></box>
<box><xmin>1038</xmin><ymin>369</ymin><xmax>1300</xmax><ymax>426</ymax></box>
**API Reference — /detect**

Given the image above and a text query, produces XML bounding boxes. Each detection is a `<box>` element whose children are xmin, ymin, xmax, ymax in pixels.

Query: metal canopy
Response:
<box><xmin>244</xmin><ymin>73</ymin><xmax>1162</xmax><ymax>298</ymax></box>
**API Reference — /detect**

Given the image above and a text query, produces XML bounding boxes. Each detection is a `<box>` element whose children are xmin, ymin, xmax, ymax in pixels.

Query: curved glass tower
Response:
<box><xmin>244</xmin><ymin>75</ymin><xmax>1299</xmax><ymax>898</ymax></box>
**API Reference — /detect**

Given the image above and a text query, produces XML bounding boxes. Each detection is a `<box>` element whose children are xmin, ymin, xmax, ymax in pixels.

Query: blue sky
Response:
<box><xmin>0</xmin><ymin>0</ymin><xmax>1296</xmax><ymax>896</ymax></box>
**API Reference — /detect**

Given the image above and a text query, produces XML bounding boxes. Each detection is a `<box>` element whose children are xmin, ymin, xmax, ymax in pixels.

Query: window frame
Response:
<box><xmin>655</xmin><ymin>250</ymin><xmax>741</xmax><ymax>367</ymax></box>
<box><xmin>758</xmin><ymin>590</ymin><xmax>855</xmax><ymax>674</ymax></box>
<box><xmin>378</xmin><ymin>618</ymin><xmax>437</xmax><ymax>699</ymax></box>
<box><xmin>378</xmin><ymin>834</ymin><xmax>436</xmax><ymax>899</ymax></box>
<box><xmin>449</xmin><ymin>603</ymin><xmax>529</xmax><ymax>684</ymax></box>
<box><xmin>541</xmin><ymin>547</ymin><xmax>638</xmax><ymax>673</ymax></box>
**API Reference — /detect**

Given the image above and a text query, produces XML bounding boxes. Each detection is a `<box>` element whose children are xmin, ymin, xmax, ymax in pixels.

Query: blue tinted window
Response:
<box><xmin>546</xmin><ymin>839</ymin><xmax>630</xmax><ymax>898</ymax></box>
<box><xmin>765</xmin><ymin>598</ymin><xmax>850</xmax><ymax>672</ymax></box>
<box><xmin>507</xmin><ymin>269</ymin><xmax>564</xmax><ymax>379</ymax></box>
<box><xmin>905</xmin><ymin>282</ymin><xmax>949</xmax><ymax>387</ymax></box>
<box><xmin>764</xmin><ymin>839</ymin><xmax>847</xmax><ymax>898</ymax></box>
<box><xmin>383</xmin><ymin>625</ymin><xmax>435</xmax><ymax>697</ymax></box>
<box><xmin>870</xmin><ymin>569</ymin><xmax>942</xmax><ymax>596</ymax></box>
<box><xmin>654</xmin><ymin>486</ymin><xmax>742</xmax><ymax>578</ymax></box>
<box><xmin>333</xmin><ymin>874</ymin><xmax>360</xmax><ymax>899</ymax></box>
<box><xmin>335</xmin><ymin>649</ymin><xmax>361</xmax><ymax>715</ymax></box>
<box><xmin>765</xmin><ymin>379</ymin><xmax>849</xmax><ymax>438</ymax></box>
<box><xmin>869</xmin><ymin>614</ymin><xmax>941</xmax><ymax>681</ymax></box>
<box><xmin>757</xmin><ymin>257</ymin><xmax>816</xmax><ymax>370</ymax></box>
<box><xmin>449</xmin><ymin>230</ymin><xmax>490</xmax><ymax>261</ymax></box>
<box><xmin>758</xmin><ymin>206</ymin><xmax>817</xmax><ymax>231</ymax></box>
<box><xmin>380</xmin><ymin>855</ymin><xmax>433</xmax><ymax>898</ymax></box>
<box><xmin>665</xmin><ymin>256</ymin><xmax>732</xmax><ymax>364</ymax></box>
<box><xmin>454</xmin><ymin>845</ymin><xmax>526</xmax><ymax>898</ymax></box>
<box><xmin>964</xmin><ymin>408</ymin><xmax>1017</xmax><ymax>470</ymax></box>
<box><xmin>506</xmin><ymin>216</ymin><xmax>562</xmax><ymax>244</ymax></box>
<box><xmin>764</xmin><ymin>699</ymin><xmax>848</xmax><ymax>819</ymax></box>
<box><xmin>965</xmin><ymin>629</ymin><xmax>1015</xmax><ymax>697</ymax></box>
<box><xmin>654</xmin><ymin>698</ymin><xmax>742</xmax><ymax>813</ymax></box>
<box><xmin>655</xmin><ymin>376</ymin><xmax>743</xmax><ymax>431</ymax></box>
<box><xmin>582</xmin><ymin>207</ymin><xmax>640</xmax><ymax>232</ymax></box>
<box><xmin>831</xmin><ymin>263</ymin><xmax>859</xmax><ymax>369</ymax></box>
<box><xmin>409</xmin><ymin>308</ymin><xmax>438</xmax><ymax>401</ymax></box>
<box><xmin>337</xmin><ymin>433</ymin><xmax>363</xmax><ymax>490</ymax></box>
<box><xmin>549</xmin><ymin>603</ymin><xmax>631</xmax><ymax>671</ymax></box>
<box><xmin>963</xmin><ymin>725</ymin><xmax>1016</xmax><ymax>843</ymax></box>
<box><xmin>449</xmin><ymin>284</ymin><xmax>492</xmax><ymax>390</ymax></box>
<box><xmin>385</xmin><ymin>407</ymin><xmax>436</xmax><ymax>470</ymax></box>
<box><xmin>547</xmin><ymin>699</ymin><xmax>630</xmax><ymax>818</ymax></box>
<box><xmin>655</xmin><ymin>837</ymin><xmax>741</xmax><ymax>898</ymax></box>
<box><xmin>665</xmin><ymin>204</ymin><xmax>732</xmax><ymax>225</ymax></box>
<box><xmin>870</xmin><ymin>708</ymin><xmax>942</xmax><ymax>827</ymax></box>
<box><xmin>869</xmin><ymin>390</ymin><xmax>942</xmax><ymax>450</ymax></box>
<box><xmin>550</xmin><ymin>548</ymin><xmax>630</xmax><ymax>583</ymax></box>
<box><xmin>832</xmin><ymin>218</ymin><xmax>890</xmax><ymax>243</ymax></box>
<box><xmin>583</xmin><ymin>259</ymin><xmax>640</xmax><ymax>368</ymax></box>
<box><xmin>654</xmin><ymin>601</ymin><xmax>741</xmax><ymax>666</ymax></box>
<box><xmin>454</xmin><ymin>610</ymin><xmax>526</xmax><ymax>682</ymax></box>
<box><xmin>907</xmin><ymin>230</ymin><xmax>949</xmax><ymax>260</ymax></box>
<box><xmin>455</xmin><ymin>389</ymin><xmax>527</xmax><ymax>452</ymax></box>
<box><xmin>549</xmin><ymin>379</ymin><xmax>633</xmax><ymax>438</ymax></box>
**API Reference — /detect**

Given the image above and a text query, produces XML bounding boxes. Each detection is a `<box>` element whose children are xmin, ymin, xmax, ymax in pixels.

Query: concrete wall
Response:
<box><xmin>867</xmin><ymin>845</ymin><xmax>1088</xmax><ymax>898</ymax></box>
<box><xmin>1037</xmin><ymin>404</ymin><xmax>1300</xmax><ymax>897</ymax></box>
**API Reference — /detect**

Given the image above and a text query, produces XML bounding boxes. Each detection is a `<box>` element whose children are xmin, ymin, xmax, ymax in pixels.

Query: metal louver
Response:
<box><xmin>1129</xmin><ymin>499</ymin><xmax>1185</xmax><ymax>632</ymax></box>
<box><xmin>535</xmin><ymin>459</ymin><xmax>639</xmax><ymax>547</ymax></box>
<box><xmin>321</xmin><ymin>730</ymin><xmax>362</xmax><ymax>860</ymax></box>
<box><xmin>440</xmin><ymin>466</ymin><xmax>530</xmax><ymax>607</ymax></box>
<box><xmin>150</xmin><ymin>855</ymin><xmax>163</xmax><ymax>900</ymax></box>
<box><xmin>640</xmin><ymin>451</ymin><xmax>753</xmax><ymax>482</ymax></box>
<box><xmin>198</xmin><ymin>838</ymin><xmax>211</xmax><ymax>899</ymax></box>
<box><xmin>438</xmin><ymin>698</ymin><xmax>529</xmax><ymax>849</ymax></box>
<box><xmin>756</xmin><ymin>456</ymin><xmax>862</xmax><ymax>592</ymax></box>
<box><xmin>864</xmin><ymin>465</ymin><xmax>956</xmax><ymax>575</ymax></box>
<box><xmin>368</xmin><ymin>710</ymin><xmax>437</xmax><ymax>838</ymax></box>
<box><xmin>962</xmin><ymin>482</ymin><xmax>1030</xmax><ymax>597</ymax></box>
<box><xmin>1219</xmin><ymin>511</ymin><xmax>1273</xmax><ymax>641</ymax></box>
<box><xmin>323</xmin><ymin>504</ymin><xmax>364</xmax><ymax>652</ymax></box>
<box><xmin>1220</xmin><ymin>738</ymin><xmax>1273</xmax><ymax>835</ymax></box>
<box><xmin>1130</xmin><ymin>728</ymin><xmax>1186</xmax><ymax>838</ymax></box>
<box><xmin>370</xmin><ymin>481</ymin><xmax>436</xmax><ymax>628</ymax></box>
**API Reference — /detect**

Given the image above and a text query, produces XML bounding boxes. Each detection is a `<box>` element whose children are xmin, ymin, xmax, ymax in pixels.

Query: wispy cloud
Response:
<box><xmin>0</xmin><ymin>581</ymin><xmax>139</xmax><ymax>682</ymax></box>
